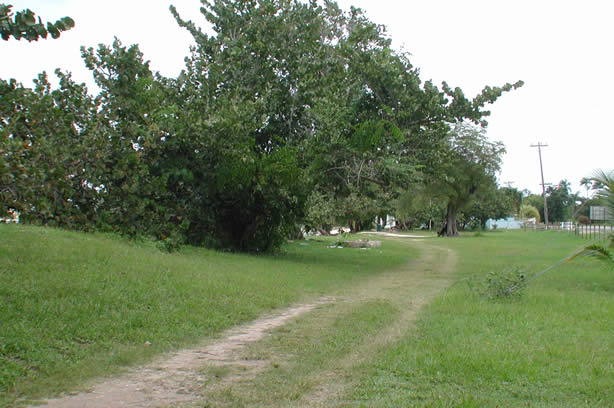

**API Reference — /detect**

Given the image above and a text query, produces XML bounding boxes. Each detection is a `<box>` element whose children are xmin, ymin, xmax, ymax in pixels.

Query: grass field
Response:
<box><xmin>351</xmin><ymin>231</ymin><xmax>614</xmax><ymax>407</ymax></box>
<box><xmin>1</xmin><ymin>225</ymin><xmax>613</xmax><ymax>407</ymax></box>
<box><xmin>0</xmin><ymin>224</ymin><xmax>416</xmax><ymax>406</ymax></box>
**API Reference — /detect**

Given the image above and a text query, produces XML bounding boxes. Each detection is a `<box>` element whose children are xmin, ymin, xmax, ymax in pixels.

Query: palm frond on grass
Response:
<box><xmin>569</xmin><ymin>243</ymin><xmax>614</xmax><ymax>268</ymax></box>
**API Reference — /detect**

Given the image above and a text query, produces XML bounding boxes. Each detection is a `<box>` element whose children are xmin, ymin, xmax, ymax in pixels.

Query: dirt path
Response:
<box><xmin>286</xmin><ymin>240</ymin><xmax>456</xmax><ymax>407</ymax></box>
<box><xmin>35</xmin><ymin>238</ymin><xmax>455</xmax><ymax>408</ymax></box>
<box><xmin>358</xmin><ymin>231</ymin><xmax>433</xmax><ymax>239</ymax></box>
<box><xmin>188</xmin><ymin>239</ymin><xmax>455</xmax><ymax>407</ymax></box>
<box><xmin>36</xmin><ymin>298</ymin><xmax>335</xmax><ymax>408</ymax></box>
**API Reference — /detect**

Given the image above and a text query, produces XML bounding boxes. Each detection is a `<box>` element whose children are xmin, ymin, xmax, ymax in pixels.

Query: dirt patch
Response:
<box><xmin>342</xmin><ymin>240</ymin><xmax>382</xmax><ymax>248</ymax></box>
<box><xmin>35</xmin><ymin>297</ymin><xmax>334</xmax><ymax>408</ymax></box>
<box><xmin>359</xmin><ymin>231</ymin><xmax>433</xmax><ymax>239</ymax></box>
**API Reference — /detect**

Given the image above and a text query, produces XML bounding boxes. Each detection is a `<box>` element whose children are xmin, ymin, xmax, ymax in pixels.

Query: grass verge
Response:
<box><xmin>0</xmin><ymin>224</ymin><xmax>414</xmax><ymax>406</ymax></box>
<box><xmin>350</xmin><ymin>230</ymin><xmax>614</xmax><ymax>407</ymax></box>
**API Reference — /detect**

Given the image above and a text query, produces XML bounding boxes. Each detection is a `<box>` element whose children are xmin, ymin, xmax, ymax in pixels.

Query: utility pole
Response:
<box><xmin>531</xmin><ymin>142</ymin><xmax>549</xmax><ymax>227</ymax></box>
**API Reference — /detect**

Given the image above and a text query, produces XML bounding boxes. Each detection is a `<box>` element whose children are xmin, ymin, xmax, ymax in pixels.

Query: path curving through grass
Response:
<box><xmin>26</xmin><ymin>236</ymin><xmax>454</xmax><ymax>408</ymax></box>
<box><xmin>187</xmin><ymin>238</ymin><xmax>456</xmax><ymax>407</ymax></box>
<box><xmin>37</xmin><ymin>298</ymin><xmax>337</xmax><ymax>408</ymax></box>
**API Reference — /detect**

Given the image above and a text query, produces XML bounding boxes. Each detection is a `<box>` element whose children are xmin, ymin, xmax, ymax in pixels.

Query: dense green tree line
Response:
<box><xmin>1</xmin><ymin>0</ymin><xmax>522</xmax><ymax>250</ymax></box>
<box><xmin>524</xmin><ymin>180</ymin><xmax>583</xmax><ymax>224</ymax></box>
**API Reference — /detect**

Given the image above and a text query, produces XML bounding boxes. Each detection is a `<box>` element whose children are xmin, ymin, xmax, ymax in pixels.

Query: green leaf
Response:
<box><xmin>54</xmin><ymin>20</ymin><xmax>66</xmax><ymax>31</ymax></box>
<box><xmin>47</xmin><ymin>22</ymin><xmax>60</xmax><ymax>39</ymax></box>
<box><xmin>23</xmin><ymin>10</ymin><xmax>36</xmax><ymax>26</ymax></box>
<box><xmin>61</xmin><ymin>16</ymin><xmax>75</xmax><ymax>28</ymax></box>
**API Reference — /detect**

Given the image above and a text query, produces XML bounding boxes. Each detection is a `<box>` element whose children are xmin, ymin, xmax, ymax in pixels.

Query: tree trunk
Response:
<box><xmin>317</xmin><ymin>228</ymin><xmax>331</xmax><ymax>236</ymax></box>
<box><xmin>440</xmin><ymin>204</ymin><xmax>459</xmax><ymax>237</ymax></box>
<box><xmin>239</xmin><ymin>215</ymin><xmax>264</xmax><ymax>250</ymax></box>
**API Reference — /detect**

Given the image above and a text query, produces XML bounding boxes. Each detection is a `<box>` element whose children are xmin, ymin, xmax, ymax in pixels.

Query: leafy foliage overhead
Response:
<box><xmin>0</xmin><ymin>3</ymin><xmax>74</xmax><ymax>41</ymax></box>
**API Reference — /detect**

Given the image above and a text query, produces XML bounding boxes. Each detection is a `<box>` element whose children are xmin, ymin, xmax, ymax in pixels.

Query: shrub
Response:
<box><xmin>521</xmin><ymin>204</ymin><xmax>540</xmax><ymax>223</ymax></box>
<box><xmin>472</xmin><ymin>266</ymin><xmax>527</xmax><ymax>299</ymax></box>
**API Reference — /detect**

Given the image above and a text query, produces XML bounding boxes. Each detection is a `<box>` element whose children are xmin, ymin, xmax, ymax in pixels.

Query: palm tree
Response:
<box><xmin>571</xmin><ymin>169</ymin><xmax>613</xmax><ymax>267</ymax></box>
<box><xmin>591</xmin><ymin>169</ymin><xmax>613</xmax><ymax>222</ymax></box>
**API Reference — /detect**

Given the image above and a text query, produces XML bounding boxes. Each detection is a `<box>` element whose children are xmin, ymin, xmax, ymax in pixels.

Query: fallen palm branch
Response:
<box><xmin>568</xmin><ymin>242</ymin><xmax>614</xmax><ymax>267</ymax></box>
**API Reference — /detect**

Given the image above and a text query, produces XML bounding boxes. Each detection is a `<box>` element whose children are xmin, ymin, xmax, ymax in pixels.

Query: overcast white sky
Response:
<box><xmin>2</xmin><ymin>0</ymin><xmax>612</xmax><ymax>195</ymax></box>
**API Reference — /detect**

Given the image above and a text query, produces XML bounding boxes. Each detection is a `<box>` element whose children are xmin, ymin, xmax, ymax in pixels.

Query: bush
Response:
<box><xmin>472</xmin><ymin>266</ymin><xmax>527</xmax><ymax>299</ymax></box>
<box><xmin>521</xmin><ymin>204</ymin><xmax>540</xmax><ymax>223</ymax></box>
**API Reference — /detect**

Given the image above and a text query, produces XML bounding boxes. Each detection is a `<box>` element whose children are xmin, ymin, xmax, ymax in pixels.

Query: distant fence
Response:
<box><xmin>574</xmin><ymin>224</ymin><xmax>613</xmax><ymax>240</ymax></box>
<box><xmin>525</xmin><ymin>223</ymin><xmax>571</xmax><ymax>231</ymax></box>
<box><xmin>522</xmin><ymin>222</ymin><xmax>612</xmax><ymax>241</ymax></box>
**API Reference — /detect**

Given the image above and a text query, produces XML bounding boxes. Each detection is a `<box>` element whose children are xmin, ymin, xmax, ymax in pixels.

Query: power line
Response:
<box><xmin>531</xmin><ymin>142</ymin><xmax>550</xmax><ymax>226</ymax></box>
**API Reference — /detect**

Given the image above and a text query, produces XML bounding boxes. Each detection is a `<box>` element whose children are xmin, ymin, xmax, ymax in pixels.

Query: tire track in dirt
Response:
<box><xmin>188</xmin><ymin>238</ymin><xmax>456</xmax><ymax>408</ymax></box>
<box><xmin>33</xmin><ymin>237</ymin><xmax>454</xmax><ymax>408</ymax></box>
<box><xmin>296</xmin><ymin>241</ymin><xmax>457</xmax><ymax>408</ymax></box>
<box><xmin>34</xmin><ymin>297</ymin><xmax>335</xmax><ymax>408</ymax></box>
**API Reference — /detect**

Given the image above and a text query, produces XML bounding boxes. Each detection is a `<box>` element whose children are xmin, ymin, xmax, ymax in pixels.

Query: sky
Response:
<box><xmin>1</xmin><ymin>0</ymin><xmax>613</xmax><ymax>196</ymax></box>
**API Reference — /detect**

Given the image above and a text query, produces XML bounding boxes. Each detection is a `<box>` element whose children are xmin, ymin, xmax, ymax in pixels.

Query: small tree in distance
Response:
<box><xmin>521</xmin><ymin>204</ymin><xmax>540</xmax><ymax>223</ymax></box>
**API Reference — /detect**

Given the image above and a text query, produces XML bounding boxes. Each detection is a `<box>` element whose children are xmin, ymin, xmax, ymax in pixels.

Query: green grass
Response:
<box><xmin>186</xmin><ymin>237</ymin><xmax>451</xmax><ymax>407</ymax></box>
<box><xmin>350</xmin><ymin>230</ymin><xmax>614</xmax><ymax>407</ymax></box>
<box><xmin>0</xmin><ymin>224</ymin><xmax>414</xmax><ymax>406</ymax></box>
<box><xmin>206</xmin><ymin>300</ymin><xmax>399</xmax><ymax>406</ymax></box>
<box><xmin>4</xmin><ymin>226</ymin><xmax>612</xmax><ymax>407</ymax></box>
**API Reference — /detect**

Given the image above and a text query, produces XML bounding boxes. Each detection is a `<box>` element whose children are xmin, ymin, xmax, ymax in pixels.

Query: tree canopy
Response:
<box><xmin>1</xmin><ymin>0</ymin><xmax>522</xmax><ymax>251</ymax></box>
<box><xmin>545</xmin><ymin>180</ymin><xmax>573</xmax><ymax>222</ymax></box>
<box><xmin>426</xmin><ymin>122</ymin><xmax>506</xmax><ymax>236</ymax></box>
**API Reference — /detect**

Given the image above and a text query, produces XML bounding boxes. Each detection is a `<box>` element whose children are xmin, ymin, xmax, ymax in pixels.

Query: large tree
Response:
<box><xmin>80</xmin><ymin>39</ymin><xmax>175</xmax><ymax>237</ymax></box>
<box><xmin>169</xmin><ymin>0</ymin><xmax>522</xmax><ymax>244</ymax></box>
<box><xmin>429</xmin><ymin>122</ymin><xmax>505</xmax><ymax>236</ymax></box>
<box><xmin>169</xmin><ymin>0</ymin><xmax>324</xmax><ymax>250</ymax></box>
